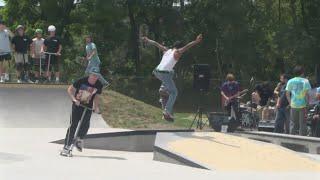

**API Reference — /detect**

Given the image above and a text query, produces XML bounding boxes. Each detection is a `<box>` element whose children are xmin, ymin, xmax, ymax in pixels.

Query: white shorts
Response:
<box><xmin>14</xmin><ymin>53</ymin><xmax>29</xmax><ymax>64</ymax></box>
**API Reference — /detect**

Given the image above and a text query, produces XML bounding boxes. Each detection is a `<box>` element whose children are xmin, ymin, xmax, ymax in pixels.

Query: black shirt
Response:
<box><xmin>278</xmin><ymin>83</ymin><xmax>289</xmax><ymax>108</ymax></box>
<box><xmin>11</xmin><ymin>35</ymin><xmax>32</xmax><ymax>53</ymax></box>
<box><xmin>44</xmin><ymin>36</ymin><xmax>61</xmax><ymax>53</ymax></box>
<box><xmin>73</xmin><ymin>77</ymin><xmax>103</xmax><ymax>108</ymax></box>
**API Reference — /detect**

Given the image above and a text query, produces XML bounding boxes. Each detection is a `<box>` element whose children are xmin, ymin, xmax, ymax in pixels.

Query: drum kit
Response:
<box><xmin>230</xmin><ymin>90</ymin><xmax>276</xmax><ymax>130</ymax></box>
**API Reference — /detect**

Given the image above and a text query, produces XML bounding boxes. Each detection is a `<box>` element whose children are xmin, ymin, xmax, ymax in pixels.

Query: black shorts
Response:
<box><xmin>0</xmin><ymin>54</ymin><xmax>11</xmax><ymax>61</ymax></box>
<box><xmin>45</xmin><ymin>54</ymin><xmax>60</xmax><ymax>71</ymax></box>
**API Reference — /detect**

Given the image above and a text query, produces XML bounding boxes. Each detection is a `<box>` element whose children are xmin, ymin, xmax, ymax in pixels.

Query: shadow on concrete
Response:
<box><xmin>72</xmin><ymin>155</ymin><xmax>127</xmax><ymax>160</ymax></box>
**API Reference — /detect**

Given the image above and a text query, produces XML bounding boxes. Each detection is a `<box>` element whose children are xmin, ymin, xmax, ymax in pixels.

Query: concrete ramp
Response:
<box><xmin>0</xmin><ymin>84</ymin><xmax>107</xmax><ymax>128</ymax></box>
<box><xmin>154</xmin><ymin>132</ymin><xmax>320</xmax><ymax>171</ymax></box>
<box><xmin>52</xmin><ymin>130</ymin><xmax>193</xmax><ymax>152</ymax></box>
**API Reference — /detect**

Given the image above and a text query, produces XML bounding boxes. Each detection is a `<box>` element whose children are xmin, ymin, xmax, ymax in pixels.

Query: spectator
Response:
<box><xmin>286</xmin><ymin>66</ymin><xmax>311</xmax><ymax>136</ymax></box>
<box><xmin>41</xmin><ymin>25</ymin><xmax>62</xmax><ymax>83</ymax></box>
<box><xmin>253</xmin><ymin>82</ymin><xmax>273</xmax><ymax>107</ymax></box>
<box><xmin>31</xmin><ymin>29</ymin><xmax>45</xmax><ymax>83</ymax></box>
<box><xmin>311</xmin><ymin>87</ymin><xmax>320</xmax><ymax>137</ymax></box>
<box><xmin>274</xmin><ymin>74</ymin><xmax>290</xmax><ymax>133</ymax></box>
<box><xmin>84</xmin><ymin>35</ymin><xmax>101</xmax><ymax>74</ymax></box>
<box><xmin>11</xmin><ymin>25</ymin><xmax>33</xmax><ymax>83</ymax></box>
<box><xmin>0</xmin><ymin>20</ymin><xmax>13</xmax><ymax>83</ymax></box>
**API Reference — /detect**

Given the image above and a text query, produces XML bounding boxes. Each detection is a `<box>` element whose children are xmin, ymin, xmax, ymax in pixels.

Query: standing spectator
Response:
<box><xmin>286</xmin><ymin>66</ymin><xmax>311</xmax><ymax>136</ymax></box>
<box><xmin>31</xmin><ymin>29</ymin><xmax>45</xmax><ymax>83</ymax></box>
<box><xmin>274</xmin><ymin>74</ymin><xmax>290</xmax><ymax>133</ymax></box>
<box><xmin>220</xmin><ymin>73</ymin><xmax>241</xmax><ymax>120</ymax></box>
<box><xmin>41</xmin><ymin>25</ymin><xmax>62</xmax><ymax>83</ymax></box>
<box><xmin>11</xmin><ymin>25</ymin><xmax>33</xmax><ymax>83</ymax></box>
<box><xmin>311</xmin><ymin>87</ymin><xmax>320</xmax><ymax>137</ymax></box>
<box><xmin>0</xmin><ymin>20</ymin><xmax>13</xmax><ymax>83</ymax></box>
<box><xmin>84</xmin><ymin>35</ymin><xmax>101</xmax><ymax>74</ymax></box>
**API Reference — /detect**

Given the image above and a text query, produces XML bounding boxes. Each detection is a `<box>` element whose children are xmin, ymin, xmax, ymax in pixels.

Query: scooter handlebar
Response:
<box><xmin>43</xmin><ymin>52</ymin><xmax>59</xmax><ymax>55</ymax></box>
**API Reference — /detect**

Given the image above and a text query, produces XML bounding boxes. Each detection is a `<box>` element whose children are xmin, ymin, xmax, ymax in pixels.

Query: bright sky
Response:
<box><xmin>0</xmin><ymin>0</ymin><xmax>4</xmax><ymax>6</ymax></box>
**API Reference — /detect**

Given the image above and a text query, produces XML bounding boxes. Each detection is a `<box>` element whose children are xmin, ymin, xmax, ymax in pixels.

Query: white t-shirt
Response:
<box><xmin>0</xmin><ymin>29</ymin><xmax>11</xmax><ymax>55</ymax></box>
<box><xmin>33</xmin><ymin>37</ymin><xmax>45</xmax><ymax>58</ymax></box>
<box><xmin>156</xmin><ymin>49</ymin><xmax>177</xmax><ymax>71</ymax></box>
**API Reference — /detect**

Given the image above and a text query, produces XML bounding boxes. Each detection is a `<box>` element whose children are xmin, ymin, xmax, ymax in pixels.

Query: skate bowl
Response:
<box><xmin>0</xmin><ymin>84</ymin><xmax>106</xmax><ymax>128</ymax></box>
<box><xmin>52</xmin><ymin>129</ymin><xmax>194</xmax><ymax>152</ymax></box>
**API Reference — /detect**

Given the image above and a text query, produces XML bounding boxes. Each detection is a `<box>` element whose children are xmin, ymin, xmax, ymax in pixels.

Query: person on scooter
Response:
<box><xmin>60</xmin><ymin>67</ymin><xmax>103</xmax><ymax>156</ymax></box>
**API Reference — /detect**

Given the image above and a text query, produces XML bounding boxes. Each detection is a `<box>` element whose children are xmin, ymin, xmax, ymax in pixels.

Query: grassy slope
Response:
<box><xmin>100</xmin><ymin>90</ymin><xmax>199</xmax><ymax>129</ymax></box>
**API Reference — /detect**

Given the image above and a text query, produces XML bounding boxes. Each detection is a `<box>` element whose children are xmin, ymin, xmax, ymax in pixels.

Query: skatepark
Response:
<box><xmin>1</xmin><ymin>84</ymin><xmax>320</xmax><ymax>180</ymax></box>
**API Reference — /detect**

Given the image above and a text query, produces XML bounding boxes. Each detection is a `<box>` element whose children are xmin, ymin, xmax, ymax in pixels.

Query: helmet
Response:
<box><xmin>48</xmin><ymin>25</ymin><xmax>56</xmax><ymax>32</ymax></box>
<box><xmin>35</xmin><ymin>29</ymin><xmax>43</xmax><ymax>34</ymax></box>
<box><xmin>16</xmin><ymin>25</ymin><xmax>24</xmax><ymax>31</ymax></box>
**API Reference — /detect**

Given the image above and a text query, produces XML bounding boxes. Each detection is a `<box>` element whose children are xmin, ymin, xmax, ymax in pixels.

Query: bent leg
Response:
<box><xmin>162</xmin><ymin>73</ymin><xmax>177</xmax><ymax>114</ymax></box>
<box><xmin>64</xmin><ymin>106</ymin><xmax>81</xmax><ymax>146</ymax></box>
<box><xmin>78</xmin><ymin>110</ymin><xmax>92</xmax><ymax>139</ymax></box>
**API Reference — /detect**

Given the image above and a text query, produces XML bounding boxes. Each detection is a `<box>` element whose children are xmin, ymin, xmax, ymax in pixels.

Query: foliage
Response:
<box><xmin>1</xmin><ymin>0</ymin><xmax>320</xmax><ymax>82</ymax></box>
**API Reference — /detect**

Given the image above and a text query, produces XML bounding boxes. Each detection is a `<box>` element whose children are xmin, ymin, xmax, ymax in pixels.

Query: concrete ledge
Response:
<box><xmin>235</xmin><ymin>131</ymin><xmax>320</xmax><ymax>154</ymax></box>
<box><xmin>0</xmin><ymin>83</ymin><xmax>68</xmax><ymax>89</ymax></box>
<box><xmin>52</xmin><ymin>129</ymin><xmax>193</xmax><ymax>152</ymax></box>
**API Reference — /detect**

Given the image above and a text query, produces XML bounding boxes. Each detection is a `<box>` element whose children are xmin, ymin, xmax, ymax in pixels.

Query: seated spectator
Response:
<box><xmin>252</xmin><ymin>82</ymin><xmax>274</xmax><ymax>107</ymax></box>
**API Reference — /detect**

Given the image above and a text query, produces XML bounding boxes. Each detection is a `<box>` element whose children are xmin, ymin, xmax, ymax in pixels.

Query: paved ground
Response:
<box><xmin>0</xmin><ymin>85</ymin><xmax>106</xmax><ymax>128</ymax></box>
<box><xmin>1</xmin><ymin>85</ymin><xmax>320</xmax><ymax>179</ymax></box>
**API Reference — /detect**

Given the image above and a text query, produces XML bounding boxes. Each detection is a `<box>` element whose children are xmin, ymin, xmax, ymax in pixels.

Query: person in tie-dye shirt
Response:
<box><xmin>286</xmin><ymin>66</ymin><xmax>311</xmax><ymax>136</ymax></box>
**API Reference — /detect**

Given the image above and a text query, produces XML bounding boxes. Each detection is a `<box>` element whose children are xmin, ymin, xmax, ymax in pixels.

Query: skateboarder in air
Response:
<box><xmin>60</xmin><ymin>67</ymin><xmax>103</xmax><ymax>156</ymax></box>
<box><xmin>142</xmin><ymin>34</ymin><xmax>203</xmax><ymax>121</ymax></box>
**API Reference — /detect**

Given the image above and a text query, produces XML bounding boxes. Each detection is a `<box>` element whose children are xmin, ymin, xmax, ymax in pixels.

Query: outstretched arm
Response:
<box><xmin>142</xmin><ymin>37</ymin><xmax>168</xmax><ymax>52</ymax></box>
<box><xmin>176</xmin><ymin>34</ymin><xmax>203</xmax><ymax>55</ymax></box>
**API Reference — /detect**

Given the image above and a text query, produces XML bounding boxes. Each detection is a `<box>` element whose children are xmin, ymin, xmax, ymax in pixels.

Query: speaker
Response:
<box><xmin>193</xmin><ymin>64</ymin><xmax>211</xmax><ymax>92</ymax></box>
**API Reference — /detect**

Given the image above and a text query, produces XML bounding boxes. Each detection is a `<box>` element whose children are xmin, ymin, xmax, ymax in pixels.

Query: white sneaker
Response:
<box><xmin>17</xmin><ymin>79</ymin><xmax>22</xmax><ymax>83</ymax></box>
<box><xmin>27</xmin><ymin>79</ymin><xmax>34</xmax><ymax>84</ymax></box>
<box><xmin>0</xmin><ymin>78</ymin><xmax>4</xmax><ymax>83</ymax></box>
<box><xmin>35</xmin><ymin>80</ymin><xmax>39</xmax><ymax>84</ymax></box>
<box><xmin>4</xmin><ymin>73</ymin><xmax>9</xmax><ymax>81</ymax></box>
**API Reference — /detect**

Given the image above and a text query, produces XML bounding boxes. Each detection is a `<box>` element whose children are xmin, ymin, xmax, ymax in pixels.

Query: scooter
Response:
<box><xmin>60</xmin><ymin>104</ymin><xmax>93</xmax><ymax>157</ymax></box>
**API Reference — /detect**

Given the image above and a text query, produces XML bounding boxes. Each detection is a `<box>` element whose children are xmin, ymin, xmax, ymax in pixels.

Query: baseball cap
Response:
<box><xmin>89</xmin><ymin>67</ymin><xmax>110</xmax><ymax>86</ymax></box>
<box><xmin>16</xmin><ymin>25</ymin><xmax>24</xmax><ymax>31</ymax></box>
<box><xmin>35</xmin><ymin>29</ymin><xmax>43</xmax><ymax>34</ymax></box>
<box><xmin>89</xmin><ymin>67</ymin><xmax>101</xmax><ymax>76</ymax></box>
<box><xmin>48</xmin><ymin>25</ymin><xmax>56</xmax><ymax>32</ymax></box>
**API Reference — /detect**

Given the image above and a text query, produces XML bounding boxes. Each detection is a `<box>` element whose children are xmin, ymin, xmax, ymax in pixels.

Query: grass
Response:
<box><xmin>100</xmin><ymin>90</ymin><xmax>207</xmax><ymax>130</ymax></box>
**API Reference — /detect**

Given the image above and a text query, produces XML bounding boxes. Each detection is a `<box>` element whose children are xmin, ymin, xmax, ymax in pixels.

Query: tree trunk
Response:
<box><xmin>127</xmin><ymin>1</ymin><xmax>141</xmax><ymax>75</ymax></box>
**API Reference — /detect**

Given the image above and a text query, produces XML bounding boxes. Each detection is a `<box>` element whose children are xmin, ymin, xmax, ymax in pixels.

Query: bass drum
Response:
<box><xmin>241</xmin><ymin>111</ymin><xmax>259</xmax><ymax>129</ymax></box>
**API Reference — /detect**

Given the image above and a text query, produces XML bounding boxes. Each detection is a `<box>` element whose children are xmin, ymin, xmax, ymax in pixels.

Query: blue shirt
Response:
<box><xmin>286</xmin><ymin>77</ymin><xmax>311</xmax><ymax>108</ymax></box>
<box><xmin>86</xmin><ymin>42</ymin><xmax>100</xmax><ymax>63</ymax></box>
